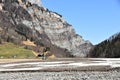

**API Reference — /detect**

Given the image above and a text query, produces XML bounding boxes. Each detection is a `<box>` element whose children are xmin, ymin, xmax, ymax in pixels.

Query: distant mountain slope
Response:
<box><xmin>89</xmin><ymin>32</ymin><xmax>120</xmax><ymax>58</ymax></box>
<box><xmin>0</xmin><ymin>0</ymin><xmax>93</xmax><ymax>57</ymax></box>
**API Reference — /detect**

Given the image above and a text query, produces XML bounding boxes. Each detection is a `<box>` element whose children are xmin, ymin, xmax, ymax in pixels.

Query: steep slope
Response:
<box><xmin>0</xmin><ymin>0</ymin><xmax>93</xmax><ymax>57</ymax></box>
<box><xmin>89</xmin><ymin>32</ymin><xmax>120</xmax><ymax>58</ymax></box>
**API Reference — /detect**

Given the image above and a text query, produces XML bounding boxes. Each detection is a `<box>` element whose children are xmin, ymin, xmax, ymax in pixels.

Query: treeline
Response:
<box><xmin>89</xmin><ymin>33</ymin><xmax>120</xmax><ymax>58</ymax></box>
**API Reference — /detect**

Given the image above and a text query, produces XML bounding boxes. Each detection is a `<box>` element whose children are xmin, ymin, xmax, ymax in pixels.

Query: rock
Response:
<box><xmin>0</xmin><ymin>0</ymin><xmax>93</xmax><ymax>57</ymax></box>
<box><xmin>0</xmin><ymin>71</ymin><xmax>120</xmax><ymax>80</ymax></box>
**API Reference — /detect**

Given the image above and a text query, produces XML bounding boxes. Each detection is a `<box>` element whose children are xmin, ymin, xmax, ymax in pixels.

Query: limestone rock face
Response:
<box><xmin>0</xmin><ymin>0</ymin><xmax>93</xmax><ymax>57</ymax></box>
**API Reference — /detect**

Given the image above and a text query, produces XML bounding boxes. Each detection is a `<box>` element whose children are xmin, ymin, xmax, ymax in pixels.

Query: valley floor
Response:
<box><xmin>0</xmin><ymin>58</ymin><xmax>120</xmax><ymax>80</ymax></box>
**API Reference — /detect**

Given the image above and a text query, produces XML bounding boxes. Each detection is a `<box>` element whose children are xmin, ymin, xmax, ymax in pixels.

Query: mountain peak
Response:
<box><xmin>27</xmin><ymin>0</ymin><xmax>42</xmax><ymax>6</ymax></box>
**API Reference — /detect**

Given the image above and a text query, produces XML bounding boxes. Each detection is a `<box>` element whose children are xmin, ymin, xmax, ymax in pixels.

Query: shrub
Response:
<box><xmin>34</xmin><ymin>39</ymin><xmax>44</xmax><ymax>46</ymax></box>
<box><xmin>0</xmin><ymin>38</ymin><xmax>2</xmax><ymax>44</ymax></box>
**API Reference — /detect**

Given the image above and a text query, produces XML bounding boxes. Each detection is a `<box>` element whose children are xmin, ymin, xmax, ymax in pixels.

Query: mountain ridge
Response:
<box><xmin>0</xmin><ymin>0</ymin><xmax>93</xmax><ymax>57</ymax></box>
<box><xmin>89</xmin><ymin>32</ymin><xmax>120</xmax><ymax>58</ymax></box>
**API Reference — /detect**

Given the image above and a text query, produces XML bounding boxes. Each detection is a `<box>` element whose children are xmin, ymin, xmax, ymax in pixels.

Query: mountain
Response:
<box><xmin>89</xmin><ymin>32</ymin><xmax>120</xmax><ymax>58</ymax></box>
<box><xmin>0</xmin><ymin>0</ymin><xmax>93</xmax><ymax>58</ymax></box>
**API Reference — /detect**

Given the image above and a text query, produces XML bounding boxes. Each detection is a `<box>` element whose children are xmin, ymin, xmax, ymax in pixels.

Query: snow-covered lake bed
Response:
<box><xmin>0</xmin><ymin>58</ymin><xmax>120</xmax><ymax>72</ymax></box>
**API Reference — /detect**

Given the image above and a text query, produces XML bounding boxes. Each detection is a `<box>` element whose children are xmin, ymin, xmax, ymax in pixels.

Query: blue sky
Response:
<box><xmin>42</xmin><ymin>0</ymin><xmax>120</xmax><ymax>45</ymax></box>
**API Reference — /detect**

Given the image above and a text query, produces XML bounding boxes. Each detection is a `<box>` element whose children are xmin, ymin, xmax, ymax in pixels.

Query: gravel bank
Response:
<box><xmin>0</xmin><ymin>70</ymin><xmax>120</xmax><ymax>80</ymax></box>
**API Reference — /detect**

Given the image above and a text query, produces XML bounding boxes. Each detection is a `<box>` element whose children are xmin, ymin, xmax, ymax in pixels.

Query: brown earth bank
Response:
<box><xmin>0</xmin><ymin>59</ymin><xmax>42</xmax><ymax>63</ymax></box>
<box><xmin>0</xmin><ymin>58</ymin><xmax>88</xmax><ymax>63</ymax></box>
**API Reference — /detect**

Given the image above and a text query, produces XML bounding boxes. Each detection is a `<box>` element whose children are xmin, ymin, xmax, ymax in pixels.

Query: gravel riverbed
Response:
<box><xmin>0</xmin><ymin>70</ymin><xmax>120</xmax><ymax>80</ymax></box>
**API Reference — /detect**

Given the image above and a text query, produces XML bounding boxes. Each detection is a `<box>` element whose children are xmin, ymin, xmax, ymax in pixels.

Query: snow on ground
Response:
<box><xmin>89</xmin><ymin>58</ymin><xmax>120</xmax><ymax>68</ymax></box>
<box><xmin>1</xmin><ymin>61</ymin><xmax>73</xmax><ymax>67</ymax></box>
<box><xmin>0</xmin><ymin>58</ymin><xmax>120</xmax><ymax>71</ymax></box>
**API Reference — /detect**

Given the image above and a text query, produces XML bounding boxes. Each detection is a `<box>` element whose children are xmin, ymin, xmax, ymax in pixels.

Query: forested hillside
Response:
<box><xmin>89</xmin><ymin>32</ymin><xmax>120</xmax><ymax>58</ymax></box>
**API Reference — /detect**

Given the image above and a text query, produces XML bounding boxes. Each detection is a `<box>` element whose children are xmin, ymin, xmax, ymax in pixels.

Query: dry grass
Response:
<box><xmin>22</xmin><ymin>39</ymin><xmax>36</xmax><ymax>47</ymax></box>
<box><xmin>0</xmin><ymin>42</ymin><xmax>36</xmax><ymax>58</ymax></box>
<box><xmin>0</xmin><ymin>59</ymin><xmax>42</xmax><ymax>63</ymax></box>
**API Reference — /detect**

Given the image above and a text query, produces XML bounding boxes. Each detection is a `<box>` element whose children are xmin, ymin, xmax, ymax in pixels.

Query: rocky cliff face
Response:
<box><xmin>0</xmin><ymin>0</ymin><xmax>93</xmax><ymax>57</ymax></box>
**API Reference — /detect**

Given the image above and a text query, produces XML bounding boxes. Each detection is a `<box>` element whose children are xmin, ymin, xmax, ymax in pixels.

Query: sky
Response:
<box><xmin>41</xmin><ymin>0</ymin><xmax>120</xmax><ymax>45</ymax></box>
